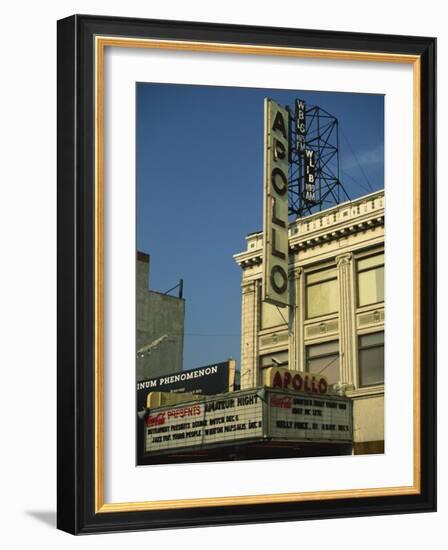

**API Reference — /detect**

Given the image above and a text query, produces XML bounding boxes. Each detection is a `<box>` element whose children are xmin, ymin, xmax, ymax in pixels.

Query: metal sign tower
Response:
<box><xmin>287</xmin><ymin>99</ymin><xmax>350</xmax><ymax>218</ymax></box>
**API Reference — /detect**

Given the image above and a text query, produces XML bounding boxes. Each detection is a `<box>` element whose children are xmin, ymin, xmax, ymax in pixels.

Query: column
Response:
<box><xmin>240</xmin><ymin>279</ymin><xmax>261</xmax><ymax>389</ymax></box>
<box><xmin>288</xmin><ymin>267</ymin><xmax>304</xmax><ymax>371</ymax></box>
<box><xmin>336</xmin><ymin>253</ymin><xmax>356</xmax><ymax>386</ymax></box>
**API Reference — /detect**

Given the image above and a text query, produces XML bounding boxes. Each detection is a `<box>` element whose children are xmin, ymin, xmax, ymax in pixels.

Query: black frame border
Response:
<box><xmin>57</xmin><ymin>14</ymin><xmax>436</xmax><ymax>534</ymax></box>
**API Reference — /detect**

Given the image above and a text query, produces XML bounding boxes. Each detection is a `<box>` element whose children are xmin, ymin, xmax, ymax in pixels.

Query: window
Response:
<box><xmin>306</xmin><ymin>340</ymin><xmax>340</xmax><ymax>385</ymax></box>
<box><xmin>306</xmin><ymin>267</ymin><xmax>338</xmax><ymax>319</ymax></box>
<box><xmin>358</xmin><ymin>331</ymin><xmax>384</xmax><ymax>387</ymax></box>
<box><xmin>261</xmin><ymin>300</ymin><xmax>289</xmax><ymax>330</ymax></box>
<box><xmin>259</xmin><ymin>350</ymin><xmax>288</xmax><ymax>385</ymax></box>
<box><xmin>259</xmin><ymin>350</ymin><xmax>289</xmax><ymax>368</ymax></box>
<box><xmin>357</xmin><ymin>253</ymin><xmax>384</xmax><ymax>307</ymax></box>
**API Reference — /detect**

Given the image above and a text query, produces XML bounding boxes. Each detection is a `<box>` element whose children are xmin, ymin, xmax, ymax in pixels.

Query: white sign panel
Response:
<box><xmin>145</xmin><ymin>392</ymin><xmax>264</xmax><ymax>453</ymax></box>
<box><xmin>262</xmin><ymin>98</ymin><xmax>290</xmax><ymax>307</ymax></box>
<box><xmin>304</xmin><ymin>148</ymin><xmax>316</xmax><ymax>203</ymax></box>
<box><xmin>296</xmin><ymin>98</ymin><xmax>306</xmax><ymax>153</ymax></box>
<box><xmin>268</xmin><ymin>391</ymin><xmax>352</xmax><ymax>443</ymax></box>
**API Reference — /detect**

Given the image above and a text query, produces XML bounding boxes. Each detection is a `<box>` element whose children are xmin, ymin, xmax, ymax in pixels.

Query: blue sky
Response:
<box><xmin>136</xmin><ymin>83</ymin><xmax>384</xmax><ymax>371</ymax></box>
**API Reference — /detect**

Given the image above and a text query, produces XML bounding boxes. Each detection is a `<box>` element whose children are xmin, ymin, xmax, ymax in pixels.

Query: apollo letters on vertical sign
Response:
<box><xmin>263</xmin><ymin>99</ymin><xmax>289</xmax><ymax>308</ymax></box>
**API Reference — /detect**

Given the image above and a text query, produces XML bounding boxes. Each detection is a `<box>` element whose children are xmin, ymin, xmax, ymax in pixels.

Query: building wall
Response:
<box><xmin>136</xmin><ymin>252</ymin><xmax>185</xmax><ymax>381</ymax></box>
<box><xmin>234</xmin><ymin>190</ymin><xmax>385</xmax><ymax>453</ymax></box>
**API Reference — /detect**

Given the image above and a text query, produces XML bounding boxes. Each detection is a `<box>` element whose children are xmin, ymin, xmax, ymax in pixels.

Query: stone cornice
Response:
<box><xmin>234</xmin><ymin>213</ymin><xmax>384</xmax><ymax>268</ymax></box>
<box><xmin>289</xmin><ymin>214</ymin><xmax>384</xmax><ymax>255</ymax></box>
<box><xmin>234</xmin><ymin>254</ymin><xmax>263</xmax><ymax>269</ymax></box>
<box><xmin>234</xmin><ymin>190</ymin><xmax>384</xmax><ymax>268</ymax></box>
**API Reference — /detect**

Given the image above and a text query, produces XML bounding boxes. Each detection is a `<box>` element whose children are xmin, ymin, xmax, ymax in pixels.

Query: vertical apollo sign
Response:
<box><xmin>263</xmin><ymin>99</ymin><xmax>289</xmax><ymax>307</ymax></box>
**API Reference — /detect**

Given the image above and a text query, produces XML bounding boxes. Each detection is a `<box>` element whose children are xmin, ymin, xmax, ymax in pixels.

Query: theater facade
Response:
<box><xmin>234</xmin><ymin>189</ymin><xmax>385</xmax><ymax>455</ymax></box>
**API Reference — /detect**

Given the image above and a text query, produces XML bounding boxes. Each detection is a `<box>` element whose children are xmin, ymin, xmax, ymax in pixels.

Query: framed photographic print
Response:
<box><xmin>57</xmin><ymin>14</ymin><xmax>436</xmax><ymax>534</ymax></box>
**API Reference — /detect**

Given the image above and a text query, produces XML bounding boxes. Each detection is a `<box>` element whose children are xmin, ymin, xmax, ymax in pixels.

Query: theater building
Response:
<box><xmin>234</xmin><ymin>189</ymin><xmax>385</xmax><ymax>455</ymax></box>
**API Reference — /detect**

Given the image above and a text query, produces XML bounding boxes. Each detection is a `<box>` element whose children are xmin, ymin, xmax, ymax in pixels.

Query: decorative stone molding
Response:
<box><xmin>242</xmin><ymin>284</ymin><xmax>255</xmax><ymax>295</ymax></box>
<box><xmin>289</xmin><ymin>216</ymin><xmax>384</xmax><ymax>255</ymax></box>
<box><xmin>336</xmin><ymin>252</ymin><xmax>353</xmax><ymax>267</ymax></box>
<box><xmin>305</xmin><ymin>319</ymin><xmax>339</xmax><ymax>339</ymax></box>
<box><xmin>288</xmin><ymin>266</ymin><xmax>303</xmax><ymax>281</ymax></box>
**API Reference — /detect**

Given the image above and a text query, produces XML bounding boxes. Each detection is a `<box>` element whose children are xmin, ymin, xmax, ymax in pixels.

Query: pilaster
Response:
<box><xmin>240</xmin><ymin>280</ymin><xmax>261</xmax><ymax>389</ymax></box>
<box><xmin>288</xmin><ymin>267</ymin><xmax>304</xmax><ymax>371</ymax></box>
<box><xmin>336</xmin><ymin>253</ymin><xmax>356</xmax><ymax>386</ymax></box>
